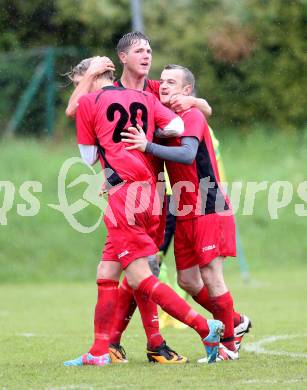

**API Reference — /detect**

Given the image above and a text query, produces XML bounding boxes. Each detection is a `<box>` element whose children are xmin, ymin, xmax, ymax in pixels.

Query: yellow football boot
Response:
<box><xmin>147</xmin><ymin>341</ymin><xmax>189</xmax><ymax>364</ymax></box>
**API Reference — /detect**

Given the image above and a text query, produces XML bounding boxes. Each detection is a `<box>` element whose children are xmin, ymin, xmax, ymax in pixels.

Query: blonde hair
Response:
<box><xmin>66</xmin><ymin>57</ymin><xmax>114</xmax><ymax>83</ymax></box>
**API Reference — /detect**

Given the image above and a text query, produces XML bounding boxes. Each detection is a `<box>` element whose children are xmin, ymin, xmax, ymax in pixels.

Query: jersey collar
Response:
<box><xmin>117</xmin><ymin>79</ymin><xmax>148</xmax><ymax>91</ymax></box>
<box><xmin>102</xmin><ymin>85</ymin><xmax>123</xmax><ymax>91</ymax></box>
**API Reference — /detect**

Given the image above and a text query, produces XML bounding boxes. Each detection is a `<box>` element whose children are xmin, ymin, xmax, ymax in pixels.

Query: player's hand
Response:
<box><xmin>121</xmin><ymin>124</ymin><xmax>148</xmax><ymax>152</ymax></box>
<box><xmin>85</xmin><ymin>56</ymin><xmax>115</xmax><ymax>77</ymax></box>
<box><xmin>170</xmin><ymin>94</ymin><xmax>195</xmax><ymax>112</ymax></box>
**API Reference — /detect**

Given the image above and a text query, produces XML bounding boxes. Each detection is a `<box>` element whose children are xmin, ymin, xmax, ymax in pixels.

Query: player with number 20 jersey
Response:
<box><xmin>76</xmin><ymin>85</ymin><xmax>183</xmax><ymax>268</ymax></box>
<box><xmin>77</xmin><ymin>85</ymin><xmax>178</xmax><ymax>185</ymax></box>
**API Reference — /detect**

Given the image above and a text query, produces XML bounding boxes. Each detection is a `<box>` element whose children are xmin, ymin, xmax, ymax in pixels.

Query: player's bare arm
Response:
<box><xmin>65</xmin><ymin>56</ymin><xmax>115</xmax><ymax>119</ymax></box>
<box><xmin>170</xmin><ymin>94</ymin><xmax>212</xmax><ymax>118</ymax></box>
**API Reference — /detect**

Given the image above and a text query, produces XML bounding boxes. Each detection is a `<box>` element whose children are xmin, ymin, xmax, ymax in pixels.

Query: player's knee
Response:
<box><xmin>125</xmin><ymin>257</ymin><xmax>153</xmax><ymax>289</ymax></box>
<box><xmin>125</xmin><ymin>273</ymin><xmax>142</xmax><ymax>290</ymax></box>
<box><xmin>177</xmin><ymin>275</ymin><xmax>200</xmax><ymax>296</ymax></box>
<box><xmin>201</xmin><ymin>260</ymin><xmax>224</xmax><ymax>285</ymax></box>
<box><xmin>125</xmin><ymin>274</ymin><xmax>136</xmax><ymax>289</ymax></box>
<box><xmin>97</xmin><ymin>260</ymin><xmax>120</xmax><ymax>280</ymax></box>
<box><xmin>202</xmin><ymin>269</ymin><xmax>223</xmax><ymax>288</ymax></box>
<box><xmin>201</xmin><ymin>268</ymin><xmax>227</xmax><ymax>295</ymax></box>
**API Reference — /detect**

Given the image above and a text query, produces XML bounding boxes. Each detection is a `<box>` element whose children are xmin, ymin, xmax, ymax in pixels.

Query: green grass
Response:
<box><xmin>1</xmin><ymin>268</ymin><xmax>307</xmax><ymax>389</ymax></box>
<box><xmin>0</xmin><ymin>138</ymin><xmax>105</xmax><ymax>282</ymax></box>
<box><xmin>220</xmin><ymin>128</ymin><xmax>307</xmax><ymax>271</ymax></box>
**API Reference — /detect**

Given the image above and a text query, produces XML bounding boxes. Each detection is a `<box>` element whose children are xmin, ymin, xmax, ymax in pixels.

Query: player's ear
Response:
<box><xmin>118</xmin><ymin>51</ymin><xmax>127</xmax><ymax>65</ymax></box>
<box><xmin>182</xmin><ymin>84</ymin><xmax>193</xmax><ymax>96</ymax></box>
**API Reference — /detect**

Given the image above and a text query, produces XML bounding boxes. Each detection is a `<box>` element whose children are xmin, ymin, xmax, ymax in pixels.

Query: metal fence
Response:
<box><xmin>0</xmin><ymin>46</ymin><xmax>86</xmax><ymax>137</ymax></box>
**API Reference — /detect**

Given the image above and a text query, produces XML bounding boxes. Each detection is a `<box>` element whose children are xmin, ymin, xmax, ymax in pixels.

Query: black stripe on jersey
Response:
<box><xmin>116</xmin><ymin>79</ymin><xmax>125</xmax><ymax>88</ymax></box>
<box><xmin>102</xmin><ymin>86</ymin><xmax>125</xmax><ymax>91</ymax></box>
<box><xmin>95</xmin><ymin>86</ymin><xmax>126</xmax><ymax>104</ymax></box>
<box><xmin>95</xmin><ymin>91</ymin><xmax>104</xmax><ymax>104</ymax></box>
<box><xmin>97</xmin><ymin>145</ymin><xmax>123</xmax><ymax>188</ymax></box>
<box><xmin>116</xmin><ymin>79</ymin><xmax>148</xmax><ymax>96</ymax></box>
<box><xmin>117</xmin><ymin>79</ymin><xmax>148</xmax><ymax>90</ymax></box>
<box><xmin>196</xmin><ymin>141</ymin><xmax>229</xmax><ymax>215</ymax></box>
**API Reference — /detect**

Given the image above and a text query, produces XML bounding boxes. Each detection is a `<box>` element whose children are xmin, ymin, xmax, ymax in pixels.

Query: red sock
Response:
<box><xmin>193</xmin><ymin>287</ymin><xmax>216</xmax><ymax>313</ymax></box>
<box><xmin>137</xmin><ymin>275</ymin><xmax>209</xmax><ymax>339</ymax></box>
<box><xmin>193</xmin><ymin>287</ymin><xmax>241</xmax><ymax>329</ymax></box>
<box><xmin>89</xmin><ymin>279</ymin><xmax>118</xmax><ymax>356</ymax></box>
<box><xmin>109</xmin><ymin>277</ymin><xmax>137</xmax><ymax>345</ymax></box>
<box><xmin>233</xmin><ymin>311</ymin><xmax>242</xmax><ymax>327</ymax></box>
<box><xmin>209</xmin><ymin>291</ymin><xmax>235</xmax><ymax>351</ymax></box>
<box><xmin>133</xmin><ymin>289</ymin><xmax>164</xmax><ymax>349</ymax></box>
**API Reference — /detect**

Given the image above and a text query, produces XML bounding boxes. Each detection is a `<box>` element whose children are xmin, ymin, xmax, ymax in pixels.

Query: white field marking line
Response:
<box><xmin>15</xmin><ymin>333</ymin><xmax>51</xmax><ymax>338</ymax></box>
<box><xmin>46</xmin><ymin>386</ymin><xmax>127</xmax><ymax>390</ymax></box>
<box><xmin>46</xmin><ymin>386</ymin><xmax>94</xmax><ymax>390</ymax></box>
<box><xmin>240</xmin><ymin>378</ymin><xmax>307</xmax><ymax>385</ymax></box>
<box><xmin>16</xmin><ymin>332</ymin><xmax>51</xmax><ymax>337</ymax></box>
<box><xmin>43</xmin><ymin>380</ymin><xmax>307</xmax><ymax>390</ymax></box>
<box><xmin>243</xmin><ymin>334</ymin><xmax>307</xmax><ymax>359</ymax></box>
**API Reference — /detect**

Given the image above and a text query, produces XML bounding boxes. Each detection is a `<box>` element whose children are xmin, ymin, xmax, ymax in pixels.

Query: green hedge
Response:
<box><xmin>0</xmin><ymin>0</ymin><xmax>306</xmax><ymax>134</ymax></box>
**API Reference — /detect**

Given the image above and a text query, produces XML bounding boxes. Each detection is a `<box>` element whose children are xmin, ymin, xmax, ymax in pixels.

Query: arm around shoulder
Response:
<box><xmin>193</xmin><ymin>97</ymin><xmax>212</xmax><ymax>118</ymax></box>
<box><xmin>65</xmin><ymin>73</ymin><xmax>97</xmax><ymax>119</ymax></box>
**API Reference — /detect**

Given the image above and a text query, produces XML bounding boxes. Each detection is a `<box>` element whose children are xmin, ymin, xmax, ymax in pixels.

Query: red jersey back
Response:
<box><xmin>165</xmin><ymin>108</ymin><xmax>230</xmax><ymax>219</ymax></box>
<box><xmin>114</xmin><ymin>79</ymin><xmax>160</xmax><ymax>99</ymax></box>
<box><xmin>77</xmin><ymin>86</ymin><xmax>176</xmax><ymax>186</ymax></box>
<box><xmin>114</xmin><ymin>79</ymin><xmax>164</xmax><ymax>178</ymax></box>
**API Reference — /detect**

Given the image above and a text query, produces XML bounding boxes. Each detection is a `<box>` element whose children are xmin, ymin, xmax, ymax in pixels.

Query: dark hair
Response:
<box><xmin>116</xmin><ymin>31</ymin><xmax>150</xmax><ymax>54</ymax></box>
<box><xmin>163</xmin><ymin>64</ymin><xmax>195</xmax><ymax>91</ymax></box>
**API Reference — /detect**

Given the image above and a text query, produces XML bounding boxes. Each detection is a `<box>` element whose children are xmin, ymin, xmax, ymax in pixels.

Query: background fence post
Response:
<box><xmin>45</xmin><ymin>47</ymin><xmax>55</xmax><ymax>136</ymax></box>
<box><xmin>5</xmin><ymin>57</ymin><xmax>47</xmax><ymax>136</ymax></box>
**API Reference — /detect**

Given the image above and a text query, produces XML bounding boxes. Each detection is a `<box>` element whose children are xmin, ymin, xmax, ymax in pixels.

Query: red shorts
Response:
<box><xmin>102</xmin><ymin>182</ymin><xmax>160</xmax><ymax>269</ymax></box>
<box><xmin>174</xmin><ymin>212</ymin><xmax>236</xmax><ymax>270</ymax></box>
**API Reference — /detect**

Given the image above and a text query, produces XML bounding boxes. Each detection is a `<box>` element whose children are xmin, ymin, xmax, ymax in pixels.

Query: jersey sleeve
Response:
<box><xmin>147</xmin><ymin>79</ymin><xmax>160</xmax><ymax>98</ymax></box>
<box><xmin>76</xmin><ymin>95</ymin><xmax>96</xmax><ymax>145</ymax></box>
<box><xmin>181</xmin><ymin>108</ymin><xmax>207</xmax><ymax>142</ymax></box>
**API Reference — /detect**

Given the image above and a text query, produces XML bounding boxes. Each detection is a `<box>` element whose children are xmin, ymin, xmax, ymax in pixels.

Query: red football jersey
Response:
<box><xmin>77</xmin><ymin>86</ymin><xmax>176</xmax><ymax>186</ymax></box>
<box><xmin>114</xmin><ymin>79</ymin><xmax>163</xmax><ymax>178</ymax></box>
<box><xmin>165</xmin><ymin>108</ymin><xmax>229</xmax><ymax>219</ymax></box>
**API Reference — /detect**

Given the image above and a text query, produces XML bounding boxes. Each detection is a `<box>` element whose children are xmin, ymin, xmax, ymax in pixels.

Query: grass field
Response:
<box><xmin>1</xmin><ymin>130</ymin><xmax>307</xmax><ymax>389</ymax></box>
<box><xmin>1</xmin><ymin>269</ymin><xmax>307</xmax><ymax>389</ymax></box>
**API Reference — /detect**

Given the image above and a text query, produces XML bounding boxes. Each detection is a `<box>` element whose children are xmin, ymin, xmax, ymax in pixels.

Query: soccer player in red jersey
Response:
<box><xmin>63</xmin><ymin>67</ymin><xmax>225</xmax><ymax>367</ymax></box>
<box><xmin>66</xmin><ymin>57</ymin><xmax>189</xmax><ymax>364</ymax></box>
<box><xmin>122</xmin><ymin>64</ymin><xmax>252</xmax><ymax>361</ymax></box>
